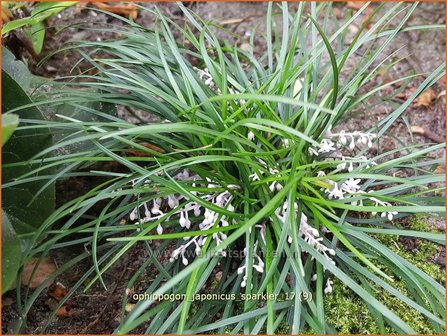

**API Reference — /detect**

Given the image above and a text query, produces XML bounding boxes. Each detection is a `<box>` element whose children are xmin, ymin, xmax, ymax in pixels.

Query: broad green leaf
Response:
<box><xmin>26</xmin><ymin>21</ymin><xmax>45</xmax><ymax>55</ymax></box>
<box><xmin>2</xmin><ymin>48</ymin><xmax>32</xmax><ymax>89</ymax></box>
<box><xmin>2</xmin><ymin>70</ymin><xmax>55</xmax><ymax>234</ymax></box>
<box><xmin>2</xmin><ymin>113</ymin><xmax>19</xmax><ymax>145</ymax></box>
<box><xmin>1</xmin><ymin>210</ymin><xmax>22</xmax><ymax>294</ymax></box>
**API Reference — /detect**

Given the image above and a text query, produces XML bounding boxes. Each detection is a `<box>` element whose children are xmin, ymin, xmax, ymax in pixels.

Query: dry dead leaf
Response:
<box><xmin>2</xmin><ymin>6</ymin><xmax>13</xmax><ymax>23</ymax></box>
<box><xmin>21</xmin><ymin>258</ymin><xmax>57</xmax><ymax>289</ymax></box>
<box><xmin>93</xmin><ymin>2</ymin><xmax>138</xmax><ymax>20</ymax></box>
<box><xmin>410</xmin><ymin>125</ymin><xmax>425</xmax><ymax>135</ymax></box>
<box><xmin>346</xmin><ymin>2</ymin><xmax>367</xmax><ymax>10</ymax></box>
<box><xmin>124</xmin><ymin>143</ymin><xmax>165</xmax><ymax>157</ymax></box>
<box><xmin>56</xmin><ymin>306</ymin><xmax>71</xmax><ymax>318</ymax></box>
<box><xmin>76</xmin><ymin>2</ymin><xmax>138</xmax><ymax>19</ymax></box>
<box><xmin>75</xmin><ymin>2</ymin><xmax>87</xmax><ymax>13</ymax></box>
<box><xmin>434</xmin><ymin>164</ymin><xmax>445</xmax><ymax>174</ymax></box>
<box><xmin>220</xmin><ymin>18</ymin><xmax>246</xmax><ymax>25</ymax></box>
<box><xmin>411</xmin><ymin>125</ymin><xmax>444</xmax><ymax>143</ymax></box>
<box><xmin>414</xmin><ymin>89</ymin><xmax>437</xmax><ymax>108</ymax></box>
<box><xmin>48</xmin><ymin>282</ymin><xmax>68</xmax><ymax>301</ymax></box>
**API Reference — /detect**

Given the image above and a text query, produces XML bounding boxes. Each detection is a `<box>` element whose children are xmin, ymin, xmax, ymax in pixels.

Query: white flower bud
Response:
<box><xmin>179</xmin><ymin>212</ymin><xmax>186</xmax><ymax>227</ymax></box>
<box><xmin>349</xmin><ymin>139</ymin><xmax>355</xmax><ymax>150</ymax></box>
<box><xmin>348</xmin><ymin>162</ymin><xmax>354</xmax><ymax>172</ymax></box>
<box><xmin>167</xmin><ymin>195</ymin><xmax>177</xmax><ymax>209</ymax></box>
<box><xmin>194</xmin><ymin>206</ymin><xmax>201</xmax><ymax>216</ymax></box>
<box><xmin>248</xmin><ymin>131</ymin><xmax>255</xmax><ymax>141</ymax></box>
<box><xmin>130</xmin><ymin>209</ymin><xmax>136</xmax><ymax>221</ymax></box>
<box><xmin>172</xmin><ymin>249</ymin><xmax>181</xmax><ymax>258</ymax></box>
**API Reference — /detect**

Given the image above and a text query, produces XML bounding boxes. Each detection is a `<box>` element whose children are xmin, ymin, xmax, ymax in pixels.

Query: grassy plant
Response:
<box><xmin>5</xmin><ymin>2</ymin><xmax>445</xmax><ymax>334</ymax></box>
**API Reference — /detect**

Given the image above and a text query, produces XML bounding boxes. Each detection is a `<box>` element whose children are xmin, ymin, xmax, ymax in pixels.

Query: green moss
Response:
<box><xmin>375</xmin><ymin>215</ymin><xmax>444</xmax><ymax>284</ymax></box>
<box><xmin>202</xmin><ymin>216</ymin><xmax>443</xmax><ymax>334</ymax></box>
<box><xmin>409</xmin><ymin>214</ymin><xmax>441</xmax><ymax>233</ymax></box>
<box><xmin>276</xmin><ymin>320</ymin><xmax>293</xmax><ymax>333</ymax></box>
<box><xmin>324</xmin><ymin>281</ymin><xmax>386</xmax><ymax>334</ymax></box>
<box><xmin>323</xmin><ymin>214</ymin><xmax>445</xmax><ymax>334</ymax></box>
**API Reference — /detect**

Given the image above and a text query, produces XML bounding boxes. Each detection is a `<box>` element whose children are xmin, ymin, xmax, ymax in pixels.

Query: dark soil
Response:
<box><xmin>2</xmin><ymin>2</ymin><xmax>445</xmax><ymax>334</ymax></box>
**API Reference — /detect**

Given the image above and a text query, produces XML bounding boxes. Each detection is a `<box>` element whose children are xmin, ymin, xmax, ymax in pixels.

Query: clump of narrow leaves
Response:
<box><xmin>6</xmin><ymin>2</ymin><xmax>445</xmax><ymax>334</ymax></box>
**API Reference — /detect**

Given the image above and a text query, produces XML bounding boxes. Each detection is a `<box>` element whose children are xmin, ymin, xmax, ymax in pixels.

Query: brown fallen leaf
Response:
<box><xmin>414</xmin><ymin>89</ymin><xmax>437</xmax><ymax>108</ymax></box>
<box><xmin>22</xmin><ymin>258</ymin><xmax>57</xmax><ymax>289</ymax></box>
<box><xmin>434</xmin><ymin>164</ymin><xmax>445</xmax><ymax>174</ymax></box>
<box><xmin>410</xmin><ymin>125</ymin><xmax>444</xmax><ymax>143</ymax></box>
<box><xmin>220</xmin><ymin>18</ymin><xmax>246</xmax><ymax>25</ymax></box>
<box><xmin>410</xmin><ymin>125</ymin><xmax>425</xmax><ymax>135</ymax></box>
<box><xmin>123</xmin><ymin>143</ymin><xmax>165</xmax><ymax>157</ymax></box>
<box><xmin>48</xmin><ymin>282</ymin><xmax>68</xmax><ymax>301</ymax></box>
<box><xmin>76</xmin><ymin>2</ymin><xmax>138</xmax><ymax>19</ymax></box>
<box><xmin>346</xmin><ymin>2</ymin><xmax>367</xmax><ymax>10</ymax></box>
<box><xmin>56</xmin><ymin>305</ymin><xmax>72</xmax><ymax>318</ymax></box>
<box><xmin>1</xmin><ymin>6</ymin><xmax>13</xmax><ymax>23</ymax></box>
<box><xmin>93</xmin><ymin>2</ymin><xmax>138</xmax><ymax>20</ymax></box>
<box><xmin>75</xmin><ymin>2</ymin><xmax>87</xmax><ymax>13</ymax></box>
